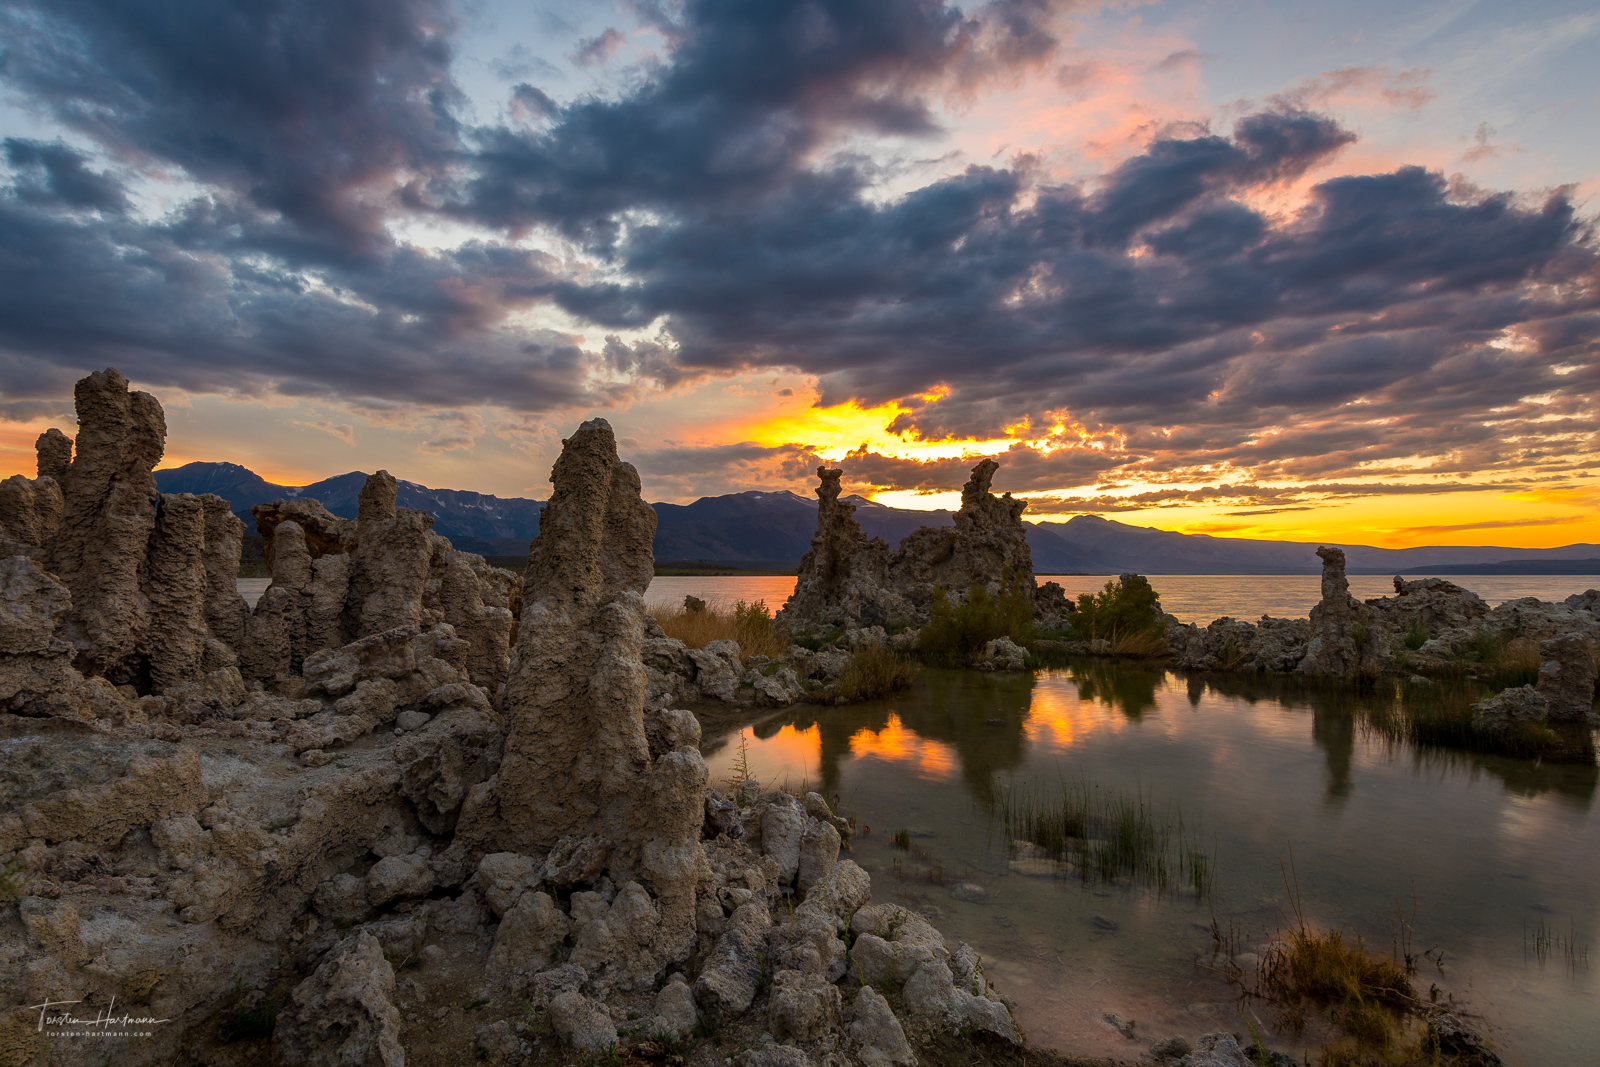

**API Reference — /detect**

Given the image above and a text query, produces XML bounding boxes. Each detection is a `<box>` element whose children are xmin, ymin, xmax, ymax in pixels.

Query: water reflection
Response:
<box><xmin>1066</xmin><ymin>659</ymin><xmax>1160</xmax><ymax>719</ymax></box>
<box><xmin>767</xmin><ymin>670</ymin><xmax>1036</xmax><ymax>802</ymax></box>
<box><xmin>698</xmin><ymin>661</ymin><xmax>1600</xmax><ymax>1065</ymax></box>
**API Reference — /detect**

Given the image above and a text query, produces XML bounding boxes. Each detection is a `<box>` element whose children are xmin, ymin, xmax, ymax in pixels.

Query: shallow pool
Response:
<box><xmin>700</xmin><ymin>666</ymin><xmax>1599</xmax><ymax>1064</ymax></box>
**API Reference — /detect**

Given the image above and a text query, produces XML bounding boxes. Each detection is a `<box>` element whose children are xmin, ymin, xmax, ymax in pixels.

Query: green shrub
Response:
<box><xmin>834</xmin><ymin>643</ymin><xmax>920</xmax><ymax>701</ymax></box>
<box><xmin>1403</xmin><ymin>619</ymin><xmax>1429</xmax><ymax>651</ymax></box>
<box><xmin>1072</xmin><ymin>574</ymin><xmax>1162</xmax><ymax>643</ymax></box>
<box><xmin>916</xmin><ymin>567</ymin><xmax>1034</xmax><ymax>666</ymax></box>
<box><xmin>0</xmin><ymin>854</ymin><xmax>23</xmax><ymax>902</ymax></box>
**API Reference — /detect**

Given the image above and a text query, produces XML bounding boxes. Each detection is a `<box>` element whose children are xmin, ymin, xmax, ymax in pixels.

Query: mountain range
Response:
<box><xmin>154</xmin><ymin>461</ymin><xmax>1600</xmax><ymax>575</ymax></box>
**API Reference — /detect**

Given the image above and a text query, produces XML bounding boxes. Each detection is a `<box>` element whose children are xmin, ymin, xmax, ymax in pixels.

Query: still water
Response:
<box><xmin>644</xmin><ymin>574</ymin><xmax>1598</xmax><ymax>624</ymax></box>
<box><xmin>237</xmin><ymin>574</ymin><xmax>1595</xmax><ymax>619</ymax></box>
<box><xmin>700</xmin><ymin>667</ymin><xmax>1599</xmax><ymax>1065</ymax></box>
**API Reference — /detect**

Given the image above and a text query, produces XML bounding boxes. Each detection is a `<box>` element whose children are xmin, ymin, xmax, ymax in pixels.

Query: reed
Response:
<box><xmin>654</xmin><ymin>598</ymin><xmax>788</xmax><ymax>661</ymax></box>
<box><xmin>995</xmin><ymin>780</ymin><xmax>1212</xmax><ymax>900</ymax></box>
<box><xmin>1361</xmin><ymin>677</ymin><xmax>1596</xmax><ymax>763</ymax></box>
<box><xmin>834</xmin><ymin>643</ymin><xmax>920</xmax><ymax>702</ymax></box>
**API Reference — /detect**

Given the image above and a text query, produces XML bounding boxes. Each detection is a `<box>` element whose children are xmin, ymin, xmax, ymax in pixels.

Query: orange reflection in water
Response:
<box><xmin>745</xmin><ymin>723</ymin><xmax>821</xmax><ymax>784</ymax></box>
<box><xmin>1021</xmin><ymin>680</ymin><xmax>1126</xmax><ymax>751</ymax></box>
<box><xmin>847</xmin><ymin>714</ymin><xmax>957</xmax><ymax>781</ymax></box>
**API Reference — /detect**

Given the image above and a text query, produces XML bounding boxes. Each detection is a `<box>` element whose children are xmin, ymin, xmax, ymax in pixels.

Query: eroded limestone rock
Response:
<box><xmin>1536</xmin><ymin>632</ymin><xmax>1597</xmax><ymax>720</ymax></box>
<box><xmin>274</xmin><ymin>931</ymin><xmax>405</xmax><ymax>1067</ymax></box>
<box><xmin>462</xmin><ymin>418</ymin><xmax>705</xmax><ymax>993</ymax></box>
<box><xmin>779</xmin><ymin>459</ymin><xmax>1046</xmax><ymax>634</ymax></box>
<box><xmin>1297</xmin><ymin>548</ymin><xmax>1392</xmax><ymax>678</ymax></box>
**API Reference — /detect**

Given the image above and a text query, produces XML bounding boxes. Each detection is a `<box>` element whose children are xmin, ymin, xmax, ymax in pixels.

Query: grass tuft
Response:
<box><xmin>834</xmin><ymin>643</ymin><xmax>920</xmax><ymax>702</ymax></box>
<box><xmin>995</xmin><ymin>780</ymin><xmax>1212</xmax><ymax>899</ymax></box>
<box><xmin>0</xmin><ymin>853</ymin><xmax>23</xmax><ymax>902</ymax></box>
<box><xmin>654</xmin><ymin>598</ymin><xmax>788</xmax><ymax>661</ymax></box>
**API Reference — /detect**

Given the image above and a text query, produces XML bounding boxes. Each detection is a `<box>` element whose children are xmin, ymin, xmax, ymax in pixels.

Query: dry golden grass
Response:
<box><xmin>1111</xmin><ymin>629</ymin><xmax>1168</xmax><ymax>658</ymax></box>
<box><xmin>1260</xmin><ymin>927</ymin><xmax>1414</xmax><ymax>1013</ymax></box>
<box><xmin>1493</xmin><ymin>636</ymin><xmax>1542</xmax><ymax>682</ymax></box>
<box><xmin>834</xmin><ymin>643</ymin><xmax>920</xmax><ymax>702</ymax></box>
<box><xmin>654</xmin><ymin>600</ymin><xmax>789</xmax><ymax>661</ymax></box>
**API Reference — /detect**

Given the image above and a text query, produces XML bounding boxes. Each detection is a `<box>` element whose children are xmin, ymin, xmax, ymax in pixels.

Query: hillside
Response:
<box><xmin>157</xmin><ymin>461</ymin><xmax>1598</xmax><ymax>576</ymax></box>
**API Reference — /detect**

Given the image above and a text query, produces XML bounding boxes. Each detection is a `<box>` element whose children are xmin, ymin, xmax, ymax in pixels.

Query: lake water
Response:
<box><xmin>641</xmin><ymin>574</ymin><xmax>1595</xmax><ymax>624</ymax></box>
<box><xmin>700</xmin><ymin>667</ymin><xmax>1599</xmax><ymax>1064</ymax></box>
<box><xmin>238</xmin><ymin>573</ymin><xmax>1596</xmax><ymax>620</ymax></box>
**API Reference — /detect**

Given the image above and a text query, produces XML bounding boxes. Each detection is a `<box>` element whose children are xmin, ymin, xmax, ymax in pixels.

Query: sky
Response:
<box><xmin>0</xmin><ymin>0</ymin><xmax>1597</xmax><ymax>549</ymax></box>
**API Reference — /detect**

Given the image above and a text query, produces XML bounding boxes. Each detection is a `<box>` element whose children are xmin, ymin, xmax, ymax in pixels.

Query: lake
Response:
<box><xmin>641</xmin><ymin>574</ymin><xmax>1596</xmax><ymax>624</ymax></box>
<box><xmin>237</xmin><ymin>573</ymin><xmax>1597</xmax><ymax>619</ymax></box>
<box><xmin>699</xmin><ymin>666</ymin><xmax>1598</xmax><ymax>1064</ymax></box>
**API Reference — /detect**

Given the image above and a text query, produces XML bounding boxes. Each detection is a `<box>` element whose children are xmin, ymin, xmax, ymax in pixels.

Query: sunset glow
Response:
<box><xmin>0</xmin><ymin>0</ymin><xmax>1593</xmax><ymax>555</ymax></box>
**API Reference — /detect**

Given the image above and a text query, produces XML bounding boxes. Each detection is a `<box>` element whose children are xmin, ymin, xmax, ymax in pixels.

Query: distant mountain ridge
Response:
<box><xmin>155</xmin><ymin>461</ymin><xmax>1599</xmax><ymax>576</ymax></box>
<box><xmin>156</xmin><ymin>461</ymin><xmax>544</xmax><ymax>540</ymax></box>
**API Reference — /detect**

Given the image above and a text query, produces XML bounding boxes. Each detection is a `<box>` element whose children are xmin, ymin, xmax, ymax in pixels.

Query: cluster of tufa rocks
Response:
<box><xmin>774</xmin><ymin>462</ymin><xmax>1073</xmax><ymax>638</ymax></box>
<box><xmin>1162</xmin><ymin>547</ymin><xmax>1598</xmax><ymax>729</ymax></box>
<box><xmin>0</xmin><ymin>374</ymin><xmax>1027</xmax><ymax>1067</ymax></box>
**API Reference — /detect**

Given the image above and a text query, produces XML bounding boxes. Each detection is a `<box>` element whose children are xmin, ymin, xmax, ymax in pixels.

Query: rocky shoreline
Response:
<box><xmin>0</xmin><ymin>369</ymin><xmax>1581</xmax><ymax>1067</ymax></box>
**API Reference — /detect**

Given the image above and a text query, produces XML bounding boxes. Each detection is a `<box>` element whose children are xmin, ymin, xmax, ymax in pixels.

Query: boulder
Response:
<box><xmin>487</xmin><ymin>889</ymin><xmax>567</xmax><ymax>979</ymax></box>
<box><xmin>850</xmin><ymin>986</ymin><xmax>916</xmax><ymax>1067</ymax></box>
<box><xmin>693</xmin><ymin>901</ymin><xmax>772</xmax><ymax>1016</ymax></box>
<box><xmin>273</xmin><ymin>932</ymin><xmax>405</xmax><ymax>1067</ymax></box>
<box><xmin>804</xmin><ymin>859</ymin><xmax>872</xmax><ymax>918</ymax></box>
<box><xmin>796</xmin><ymin>818</ymin><xmax>841</xmax><ymax>896</ymax></box>
<box><xmin>768</xmin><ymin>968</ymin><xmax>842</xmax><ymax>1043</ymax></box>
<box><xmin>1470</xmin><ymin>686</ymin><xmax>1549</xmax><ymax>731</ymax></box>
<box><xmin>652</xmin><ymin>973</ymin><xmax>699</xmax><ymax>1039</ymax></box>
<box><xmin>769</xmin><ymin>901</ymin><xmax>848</xmax><ymax>982</ymax></box>
<box><xmin>1535</xmin><ymin>632</ymin><xmax>1596</xmax><ymax>719</ymax></box>
<box><xmin>977</xmin><ymin>637</ymin><xmax>1026</xmax><ymax>671</ymax></box>
<box><xmin>688</xmin><ymin>640</ymin><xmax>744</xmax><ymax>702</ymax></box>
<box><xmin>760</xmin><ymin>794</ymin><xmax>806</xmax><ymax>885</ymax></box>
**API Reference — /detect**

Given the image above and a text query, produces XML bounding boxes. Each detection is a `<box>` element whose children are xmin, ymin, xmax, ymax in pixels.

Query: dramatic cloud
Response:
<box><xmin>0</xmin><ymin>0</ymin><xmax>1594</xmax><ymax>505</ymax></box>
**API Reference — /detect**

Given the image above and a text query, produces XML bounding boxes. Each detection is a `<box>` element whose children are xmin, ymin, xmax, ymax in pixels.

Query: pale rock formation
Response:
<box><xmin>463</xmin><ymin>417</ymin><xmax>706</xmax><ymax>993</ymax></box>
<box><xmin>1165</xmin><ymin>615</ymin><xmax>1310</xmax><ymax>673</ymax></box>
<box><xmin>1297</xmin><ymin>548</ymin><xmax>1393</xmax><ymax>678</ymax></box>
<box><xmin>884</xmin><ymin>458</ymin><xmax>1035</xmax><ymax>612</ymax></box>
<box><xmin>779</xmin><ymin>467</ymin><xmax>907</xmax><ymax>631</ymax></box>
<box><xmin>0</xmin><ymin>555</ymin><xmax>129</xmax><ymax>721</ymax></box>
<box><xmin>770</xmin><ymin>901</ymin><xmax>848</xmax><ymax>982</ymax></box>
<box><xmin>273</xmin><ymin>931</ymin><xmax>405</xmax><ymax>1067</ymax></box>
<box><xmin>851</xmin><ymin>986</ymin><xmax>917</xmax><ymax>1067</ymax></box>
<box><xmin>1470</xmin><ymin>686</ymin><xmax>1550</xmax><ymax>732</ymax></box>
<box><xmin>769</xmin><ymin>967</ymin><xmax>842</xmax><ymax>1042</ymax></box>
<box><xmin>694</xmin><ymin>900</ymin><xmax>772</xmax><ymax>1016</ymax></box>
<box><xmin>975</xmin><ymin>636</ymin><xmax>1026</xmax><ymax>671</ymax></box>
<box><xmin>1365</xmin><ymin>576</ymin><xmax>1490</xmax><ymax>637</ymax></box>
<box><xmin>487</xmin><ymin>889</ymin><xmax>567</xmax><ymax>979</ymax></box>
<box><xmin>201</xmin><ymin>494</ymin><xmax>249</xmax><ymax>649</ymax></box>
<box><xmin>44</xmin><ymin>369</ymin><xmax>165</xmax><ymax>677</ymax></box>
<box><xmin>36</xmin><ymin>426</ymin><xmax>73</xmax><ymax>480</ymax></box>
<box><xmin>244</xmin><ymin>475</ymin><xmax>516</xmax><ymax>696</ymax></box>
<box><xmin>2</xmin><ymin>370</ymin><xmax>247</xmax><ymax>696</ymax></box>
<box><xmin>652</xmin><ymin>973</ymin><xmax>700</xmax><ymax>1039</ymax></box>
<box><xmin>779</xmin><ymin>459</ymin><xmax>1047</xmax><ymax>633</ymax></box>
<box><xmin>846</xmin><ymin>904</ymin><xmax>1017</xmax><ymax>1040</ymax></box>
<box><xmin>1534</xmin><ymin>632</ymin><xmax>1597</xmax><ymax>720</ymax></box>
<box><xmin>0</xmin><ymin>470</ymin><xmax>63</xmax><ymax>552</ymax></box>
